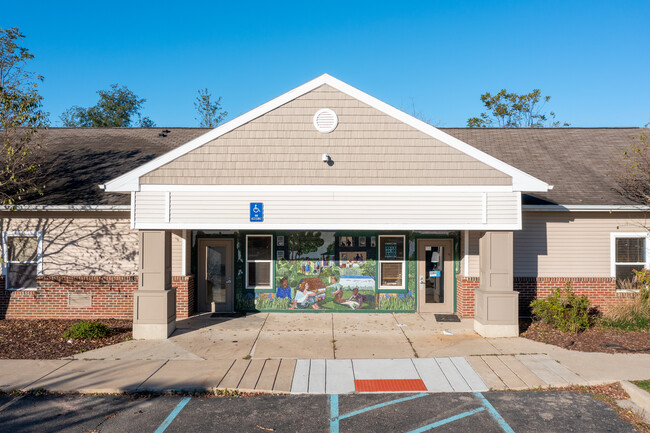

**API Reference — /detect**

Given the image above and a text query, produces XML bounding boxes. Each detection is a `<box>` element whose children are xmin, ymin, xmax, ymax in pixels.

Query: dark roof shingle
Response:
<box><xmin>17</xmin><ymin>127</ymin><xmax>647</xmax><ymax>206</ymax></box>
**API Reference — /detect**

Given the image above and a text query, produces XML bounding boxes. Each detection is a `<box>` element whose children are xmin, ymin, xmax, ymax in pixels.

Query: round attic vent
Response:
<box><xmin>313</xmin><ymin>108</ymin><xmax>338</xmax><ymax>133</ymax></box>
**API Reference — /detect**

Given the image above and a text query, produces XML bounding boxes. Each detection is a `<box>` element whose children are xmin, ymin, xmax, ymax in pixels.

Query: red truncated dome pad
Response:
<box><xmin>355</xmin><ymin>379</ymin><xmax>427</xmax><ymax>392</ymax></box>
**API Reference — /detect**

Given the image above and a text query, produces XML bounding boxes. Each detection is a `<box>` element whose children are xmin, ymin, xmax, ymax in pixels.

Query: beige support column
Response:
<box><xmin>474</xmin><ymin>231</ymin><xmax>519</xmax><ymax>337</ymax></box>
<box><xmin>133</xmin><ymin>230</ymin><xmax>176</xmax><ymax>339</ymax></box>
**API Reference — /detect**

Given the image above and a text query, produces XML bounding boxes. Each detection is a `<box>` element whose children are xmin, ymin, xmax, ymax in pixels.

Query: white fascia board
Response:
<box><xmin>0</xmin><ymin>205</ymin><xmax>131</xmax><ymax>212</ymax></box>
<box><xmin>102</xmin><ymin>73</ymin><xmax>549</xmax><ymax>193</ymax></box>
<box><xmin>133</xmin><ymin>222</ymin><xmax>522</xmax><ymax>231</ymax></box>
<box><xmin>523</xmin><ymin>204</ymin><xmax>650</xmax><ymax>212</ymax></box>
<box><xmin>139</xmin><ymin>185</ymin><xmax>515</xmax><ymax>193</ymax></box>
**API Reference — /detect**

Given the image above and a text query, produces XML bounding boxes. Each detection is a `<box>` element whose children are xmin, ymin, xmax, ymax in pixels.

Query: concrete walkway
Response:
<box><xmin>1</xmin><ymin>312</ymin><xmax>648</xmax><ymax>395</ymax></box>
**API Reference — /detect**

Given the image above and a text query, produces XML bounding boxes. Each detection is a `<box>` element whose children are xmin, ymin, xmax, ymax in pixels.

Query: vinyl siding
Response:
<box><xmin>1</xmin><ymin>212</ymin><xmax>138</xmax><ymax>276</ymax></box>
<box><xmin>464</xmin><ymin>212</ymin><xmax>649</xmax><ymax>278</ymax></box>
<box><xmin>513</xmin><ymin>211</ymin><xmax>649</xmax><ymax>277</ymax></box>
<box><xmin>133</xmin><ymin>190</ymin><xmax>520</xmax><ymax>229</ymax></box>
<box><xmin>141</xmin><ymin>85</ymin><xmax>512</xmax><ymax>186</ymax></box>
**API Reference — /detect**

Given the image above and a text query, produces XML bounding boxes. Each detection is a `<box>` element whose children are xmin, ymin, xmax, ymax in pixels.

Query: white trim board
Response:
<box><xmin>139</xmin><ymin>185</ymin><xmax>517</xmax><ymax>193</ymax></box>
<box><xmin>0</xmin><ymin>205</ymin><xmax>130</xmax><ymax>212</ymax></box>
<box><xmin>132</xmin><ymin>222</ymin><xmax>523</xmax><ymax>231</ymax></box>
<box><xmin>524</xmin><ymin>204</ymin><xmax>650</xmax><ymax>212</ymax></box>
<box><xmin>101</xmin><ymin>74</ymin><xmax>550</xmax><ymax>193</ymax></box>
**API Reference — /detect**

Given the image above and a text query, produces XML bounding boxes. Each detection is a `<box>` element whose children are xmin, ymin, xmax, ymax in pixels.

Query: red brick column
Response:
<box><xmin>173</xmin><ymin>275</ymin><xmax>196</xmax><ymax>319</ymax></box>
<box><xmin>456</xmin><ymin>276</ymin><xmax>479</xmax><ymax>318</ymax></box>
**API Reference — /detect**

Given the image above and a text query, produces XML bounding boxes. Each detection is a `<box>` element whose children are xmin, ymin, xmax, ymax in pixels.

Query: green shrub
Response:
<box><xmin>63</xmin><ymin>321</ymin><xmax>110</xmax><ymax>340</ymax></box>
<box><xmin>530</xmin><ymin>283</ymin><xmax>593</xmax><ymax>333</ymax></box>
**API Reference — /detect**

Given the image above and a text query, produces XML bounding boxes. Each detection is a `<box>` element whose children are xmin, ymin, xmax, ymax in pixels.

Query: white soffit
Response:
<box><xmin>101</xmin><ymin>74</ymin><xmax>550</xmax><ymax>193</ymax></box>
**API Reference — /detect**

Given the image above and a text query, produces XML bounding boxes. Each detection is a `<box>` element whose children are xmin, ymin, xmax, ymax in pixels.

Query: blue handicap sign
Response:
<box><xmin>250</xmin><ymin>202</ymin><xmax>263</xmax><ymax>222</ymax></box>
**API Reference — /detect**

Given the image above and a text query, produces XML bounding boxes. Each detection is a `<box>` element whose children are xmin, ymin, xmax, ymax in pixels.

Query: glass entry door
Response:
<box><xmin>417</xmin><ymin>239</ymin><xmax>453</xmax><ymax>313</ymax></box>
<box><xmin>198</xmin><ymin>239</ymin><xmax>234</xmax><ymax>313</ymax></box>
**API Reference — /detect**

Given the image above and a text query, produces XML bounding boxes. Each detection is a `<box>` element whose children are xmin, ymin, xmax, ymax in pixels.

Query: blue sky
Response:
<box><xmin>5</xmin><ymin>0</ymin><xmax>650</xmax><ymax>127</ymax></box>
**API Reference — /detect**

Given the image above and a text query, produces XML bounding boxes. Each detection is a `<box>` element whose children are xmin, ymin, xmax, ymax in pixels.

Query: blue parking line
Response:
<box><xmin>154</xmin><ymin>397</ymin><xmax>191</xmax><ymax>433</ymax></box>
<box><xmin>330</xmin><ymin>393</ymin><xmax>429</xmax><ymax>433</ymax></box>
<box><xmin>405</xmin><ymin>407</ymin><xmax>486</xmax><ymax>433</ymax></box>
<box><xmin>338</xmin><ymin>393</ymin><xmax>429</xmax><ymax>421</ymax></box>
<box><xmin>475</xmin><ymin>392</ymin><xmax>515</xmax><ymax>433</ymax></box>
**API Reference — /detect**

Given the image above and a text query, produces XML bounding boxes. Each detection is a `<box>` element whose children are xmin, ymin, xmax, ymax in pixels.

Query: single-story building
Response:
<box><xmin>1</xmin><ymin>74</ymin><xmax>647</xmax><ymax>339</ymax></box>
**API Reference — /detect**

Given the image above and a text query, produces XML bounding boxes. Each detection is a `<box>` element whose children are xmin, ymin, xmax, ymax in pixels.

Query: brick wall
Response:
<box><xmin>173</xmin><ymin>275</ymin><xmax>195</xmax><ymax>319</ymax></box>
<box><xmin>455</xmin><ymin>276</ymin><xmax>634</xmax><ymax>318</ymax></box>
<box><xmin>0</xmin><ymin>275</ymin><xmax>195</xmax><ymax>320</ymax></box>
<box><xmin>456</xmin><ymin>276</ymin><xmax>479</xmax><ymax>318</ymax></box>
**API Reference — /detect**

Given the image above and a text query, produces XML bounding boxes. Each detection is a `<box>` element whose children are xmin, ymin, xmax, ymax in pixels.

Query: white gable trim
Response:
<box><xmin>101</xmin><ymin>74</ymin><xmax>550</xmax><ymax>193</ymax></box>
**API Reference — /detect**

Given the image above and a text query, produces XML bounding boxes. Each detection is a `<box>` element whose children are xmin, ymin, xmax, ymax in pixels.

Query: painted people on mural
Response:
<box><xmin>326</xmin><ymin>276</ymin><xmax>344</xmax><ymax>304</ymax></box>
<box><xmin>275</xmin><ymin>277</ymin><xmax>292</xmax><ymax>300</ymax></box>
<box><xmin>341</xmin><ymin>288</ymin><xmax>366</xmax><ymax>310</ymax></box>
<box><xmin>290</xmin><ymin>281</ymin><xmax>321</xmax><ymax>310</ymax></box>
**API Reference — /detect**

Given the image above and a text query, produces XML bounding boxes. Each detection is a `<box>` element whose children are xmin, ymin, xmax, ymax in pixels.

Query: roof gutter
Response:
<box><xmin>0</xmin><ymin>205</ymin><xmax>131</xmax><ymax>212</ymax></box>
<box><xmin>523</xmin><ymin>204</ymin><xmax>650</xmax><ymax>212</ymax></box>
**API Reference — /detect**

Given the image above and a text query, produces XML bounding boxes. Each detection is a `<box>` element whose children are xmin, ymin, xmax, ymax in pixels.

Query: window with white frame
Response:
<box><xmin>611</xmin><ymin>233</ymin><xmax>649</xmax><ymax>284</ymax></box>
<box><xmin>378</xmin><ymin>235</ymin><xmax>405</xmax><ymax>289</ymax></box>
<box><xmin>246</xmin><ymin>235</ymin><xmax>272</xmax><ymax>288</ymax></box>
<box><xmin>3</xmin><ymin>232</ymin><xmax>42</xmax><ymax>290</ymax></box>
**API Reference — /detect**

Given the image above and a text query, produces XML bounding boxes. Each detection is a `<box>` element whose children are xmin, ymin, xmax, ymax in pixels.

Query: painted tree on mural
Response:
<box><xmin>287</xmin><ymin>232</ymin><xmax>324</xmax><ymax>260</ymax></box>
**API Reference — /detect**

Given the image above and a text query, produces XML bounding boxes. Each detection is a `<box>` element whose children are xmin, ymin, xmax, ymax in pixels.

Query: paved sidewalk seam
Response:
<box><xmin>214</xmin><ymin>359</ymin><xmax>237</xmax><ymax>389</ymax></box>
<box><xmin>137</xmin><ymin>360</ymin><xmax>169</xmax><ymax>391</ymax></box>
<box><xmin>392</xmin><ymin>312</ymin><xmax>418</xmax><ymax>358</ymax></box>
<box><xmin>22</xmin><ymin>360</ymin><xmax>73</xmax><ymax>391</ymax></box>
<box><xmin>248</xmin><ymin>313</ymin><xmax>269</xmax><ymax>359</ymax></box>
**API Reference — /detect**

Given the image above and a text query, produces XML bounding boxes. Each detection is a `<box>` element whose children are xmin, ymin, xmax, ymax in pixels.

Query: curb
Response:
<box><xmin>620</xmin><ymin>381</ymin><xmax>650</xmax><ymax>419</ymax></box>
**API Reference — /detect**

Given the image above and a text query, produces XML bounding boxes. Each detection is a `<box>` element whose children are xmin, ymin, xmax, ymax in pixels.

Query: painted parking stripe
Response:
<box><xmin>405</xmin><ymin>407</ymin><xmax>485</xmax><ymax>432</ymax></box>
<box><xmin>154</xmin><ymin>397</ymin><xmax>191</xmax><ymax>433</ymax></box>
<box><xmin>0</xmin><ymin>396</ymin><xmax>24</xmax><ymax>413</ymax></box>
<box><xmin>475</xmin><ymin>392</ymin><xmax>515</xmax><ymax>433</ymax></box>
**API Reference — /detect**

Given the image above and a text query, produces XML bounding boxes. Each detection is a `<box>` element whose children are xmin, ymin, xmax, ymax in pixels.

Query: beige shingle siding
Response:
<box><xmin>141</xmin><ymin>85</ymin><xmax>512</xmax><ymax>186</ymax></box>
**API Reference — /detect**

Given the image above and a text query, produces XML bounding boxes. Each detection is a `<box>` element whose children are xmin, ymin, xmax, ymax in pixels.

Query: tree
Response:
<box><xmin>60</xmin><ymin>84</ymin><xmax>154</xmax><ymax>127</ymax></box>
<box><xmin>617</xmin><ymin>124</ymin><xmax>650</xmax><ymax>212</ymax></box>
<box><xmin>194</xmin><ymin>88</ymin><xmax>227</xmax><ymax>127</ymax></box>
<box><xmin>0</xmin><ymin>27</ymin><xmax>48</xmax><ymax>205</ymax></box>
<box><xmin>467</xmin><ymin>89</ymin><xmax>569</xmax><ymax>128</ymax></box>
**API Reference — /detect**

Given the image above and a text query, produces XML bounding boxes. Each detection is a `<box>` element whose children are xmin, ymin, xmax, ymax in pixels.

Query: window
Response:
<box><xmin>246</xmin><ymin>235</ymin><xmax>272</xmax><ymax>288</ymax></box>
<box><xmin>611</xmin><ymin>233</ymin><xmax>649</xmax><ymax>285</ymax></box>
<box><xmin>378</xmin><ymin>235</ymin><xmax>405</xmax><ymax>289</ymax></box>
<box><xmin>2</xmin><ymin>232</ymin><xmax>42</xmax><ymax>290</ymax></box>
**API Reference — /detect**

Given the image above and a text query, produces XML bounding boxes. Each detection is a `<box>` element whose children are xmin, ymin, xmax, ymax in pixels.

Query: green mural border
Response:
<box><xmin>193</xmin><ymin>230</ymin><xmax>459</xmax><ymax>314</ymax></box>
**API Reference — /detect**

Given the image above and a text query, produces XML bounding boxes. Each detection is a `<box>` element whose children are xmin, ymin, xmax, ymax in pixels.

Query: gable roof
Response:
<box><xmin>448</xmin><ymin>127</ymin><xmax>647</xmax><ymax>206</ymax></box>
<box><xmin>11</xmin><ymin>126</ymin><xmax>644</xmax><ymax>207</ymax></box>
<box><xmin>102</xmin><ymin>74</ymin><xmax>549</xmax><ymax>193</ymax></box>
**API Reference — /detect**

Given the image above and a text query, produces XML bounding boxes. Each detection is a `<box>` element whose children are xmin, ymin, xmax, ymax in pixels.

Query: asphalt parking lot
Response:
<box><xmin>0</xmin><ymin>391</ymin><xmax>637</xmax><ymax>433</ymax></box>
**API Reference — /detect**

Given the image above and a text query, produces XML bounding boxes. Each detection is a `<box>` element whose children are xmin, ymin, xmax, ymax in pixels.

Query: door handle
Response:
<box><xmin>226</xmin><ymin>279</ymin><xmax>232</xmax><ymax>284</ymax></box>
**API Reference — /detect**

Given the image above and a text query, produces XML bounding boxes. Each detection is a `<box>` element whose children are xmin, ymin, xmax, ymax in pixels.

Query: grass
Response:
<box><xmin>632</xmin><ymin>380</ymin><xmax>650</xmax><ymax>393</ymax></box>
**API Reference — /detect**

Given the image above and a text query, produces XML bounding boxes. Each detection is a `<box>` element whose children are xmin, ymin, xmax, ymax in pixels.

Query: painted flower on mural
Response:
<box><xmin>407</xmin><ymin>291</ymin><xmax>413</xmax><ymax>297</ymax></box>
<box><xmin>400</xmin><ymin>293</ymin><xmax>405</xmax><ymax>299</ymax></box>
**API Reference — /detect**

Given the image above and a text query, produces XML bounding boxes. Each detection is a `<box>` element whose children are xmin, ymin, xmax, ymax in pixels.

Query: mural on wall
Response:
<box><xmin>250</xmin><ymin>231</ymin><xmax>415</xmax><ymax>311</ymax></box>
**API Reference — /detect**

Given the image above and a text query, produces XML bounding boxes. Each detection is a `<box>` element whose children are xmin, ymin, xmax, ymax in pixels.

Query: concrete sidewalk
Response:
<box><xmin>1</xmin><ymin>312</ymin><xmax>649</xmax><ymax>395</ymax></box>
